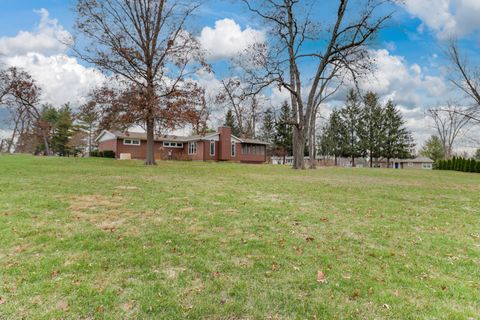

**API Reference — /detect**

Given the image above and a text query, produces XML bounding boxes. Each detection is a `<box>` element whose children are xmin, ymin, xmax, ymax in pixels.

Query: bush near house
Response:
<box><xmin>90</xmin><ymin>150</ymin><xmax>116</xmax><ymax>158</ymax></box>
<box><xmin>436</xmin><ymin>157</ymin><xmax>480</xmax><ymax>173</ymax></box>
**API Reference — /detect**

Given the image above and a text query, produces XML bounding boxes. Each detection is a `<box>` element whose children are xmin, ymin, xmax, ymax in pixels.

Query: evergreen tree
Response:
<box><xmin>51</xmin><ymin>104</ymin><xmax>75</xmax><ymax>156</ymax></box>
<box><xmin>320</xmin><ymin>109</ymin><xmax>346</xmax><ymax>166</ymax></box>
<box><xmin>224</xmin><ymin>109</ymin><xmax>240</xmax><ymax>136</ymax></box>
<box><xmin>475</xmin><ymin>148</ymin><xmax>480</xmax><ymax>161</ymax></box>
<box><xmin>476</xmin><ymin>160</ymin><xmax>480</xmax><ymax>173</ymax></box>
<box><xmin>273</xmin><ymin>101</ymin><xmax>293</xmax><ymax>162</ymax></box>
<box><xmin>339</xmin><ymin>89</ymin><xmax>362</xmax><ymax>166</ymax></box>
<box><xmin>260</xmin><ymin>107</ymin><xmax>276</xmax><ymax>157</ymax></box>
<box><xmin>260</xmin><ymin>108</ymin><xmax>276</xmax><ymax>144</ymax></box>
<box><xmin>381</xmin><ymin>100</ymin><xmax>414</xmax><ymax>167</ymax></box>
<box><xmin>469</xmin><ymin>159</ymin><xmax>476</xmax><ymax>172</ymax></box>
<box><xmin>359</xmin><ymin>92</ymin><xmax>384</xmax><ymax>168</ymax></box>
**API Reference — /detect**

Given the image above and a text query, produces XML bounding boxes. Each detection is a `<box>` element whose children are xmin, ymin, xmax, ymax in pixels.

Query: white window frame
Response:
<box><xmin>188</xmin><ymin>141</ymin><xmax>197</xmax><ymax>155</ymax></box>
<box><xmin>422</xmin><ymin>163</ymin><xmax>432</xmax><ymax>169</ymax></box>
<box><xmin>231</xmin><ymin>141</ymin><xmax>236</xmax><ymax>157</ymax></box>
<box><xmin>210</xmin><ymin>140</ymin><xmax>215</xmax><ymax>156</ymax></box>
<box><xmin>123</xmin><ymin>139</ymin><xmax>141</xmax><ymax>146</ymax></box>
<box><xmin>163</xmin><ymin>141</ymin><xmax>184</xmax><ymax>148</ymax></box>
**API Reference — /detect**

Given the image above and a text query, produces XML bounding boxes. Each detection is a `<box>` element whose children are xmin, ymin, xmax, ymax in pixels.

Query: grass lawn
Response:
<box><xmin>0</xmin><ymin>155</ymin><xmax>479</xmax><ymax>319</ymax></box>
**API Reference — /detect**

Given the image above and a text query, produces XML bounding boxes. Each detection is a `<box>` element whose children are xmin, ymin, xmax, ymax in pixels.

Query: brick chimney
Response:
<box><xmin>218</xmin><ymin>127</ymin><xmax>232</xmax><ymax>161</ymax></box>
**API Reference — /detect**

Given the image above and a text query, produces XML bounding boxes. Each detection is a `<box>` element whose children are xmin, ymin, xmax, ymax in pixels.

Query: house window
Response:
<box><xmin>408</xmin><ymin>162</ymin><xmax>414</xmax><ymax>167</ymax></box>
<box><xmin>422</xmin><ymin>163</ymin><xmax>432</xmax><ymax>169</ymax></box>
<box><xmin>188</xmin><ymin>141</ymin><xmax>197</xmax><ymax>155</ymax></box>
<box><xmin>210</xmin><ymin>140</ymin><xmax>215</xmax><ymax>156</ymax></box>
<box><xmin>241</xmin><ymin>144</ymin><xmax>265</xmax><ymax>155</ymax></box>
<box><xmin>123</xmin><ymin>139</ymin><xmax>140</xmax><ymax>146</ymax></box>
<box><xmin>231</xmin><ymin>141</ymin><xmax>236</xmax><ymax>157</ymax></box>
<box><xmin>163</xmin><ymin>142</ymin><xmax>183</xmax><ymax>148</ymax></box>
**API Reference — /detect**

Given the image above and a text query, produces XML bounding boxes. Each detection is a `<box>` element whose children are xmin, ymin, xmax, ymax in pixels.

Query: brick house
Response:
<box><xmin>95</xmin><ymin>127</ymin><xmax>268</xmax><ymax>163</ymax></box>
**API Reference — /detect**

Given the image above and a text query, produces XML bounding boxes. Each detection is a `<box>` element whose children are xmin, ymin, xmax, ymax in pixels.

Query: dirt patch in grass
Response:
<box><xmin>68</xmin><ymin>195</ymin><xmax>132</xmax><ymax>232</ymax></box>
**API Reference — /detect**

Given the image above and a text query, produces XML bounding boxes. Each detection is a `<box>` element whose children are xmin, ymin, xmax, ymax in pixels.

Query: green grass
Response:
<box><xmin>0</xmin><ymin>155</ymin><xmax>479</xmax><ymax>319</ymax></box>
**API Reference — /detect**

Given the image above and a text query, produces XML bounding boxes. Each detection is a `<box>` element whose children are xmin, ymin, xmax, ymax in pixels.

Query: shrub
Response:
<box><xmin>470</xmin><ymin>159</ymin><xmax>477</xmax><ymax>173</ymax></box>
<box><xmin>102</xmin><ymin>150</ymin><xmax>116</xmax><ymax>158</ymax></box>
<box><xmin>477</xmin><ymin>161</ymin><xmax>480</xmax><ymax>173</ymax></box>
<box><xmin>446</xmin><ymin>159</ymin><xmax>452</xmax><ymax>170</ymax></box>
<box><xmin>90</xmin><ymin>150</ymin><xmax>115</xmax><ymax>158</ymax></box>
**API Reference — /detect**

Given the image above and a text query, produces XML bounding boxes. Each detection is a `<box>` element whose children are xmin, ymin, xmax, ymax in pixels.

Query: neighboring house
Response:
<box><xmin>271</xmin><ymin>156</ymin><xmax>368</xmax><ymax>167</ymax></box>
<box><xmin>378</xmin><ymin>156</ymin><xmax>434</xmax><ymax>169</ymax></box>
<box><xmin>95</xmin><ymin>127</ymin><xmax>268</xmax><ymax>163</ymax></box>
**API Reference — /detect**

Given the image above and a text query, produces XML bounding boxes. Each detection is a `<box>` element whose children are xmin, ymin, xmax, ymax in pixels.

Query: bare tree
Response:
<box><xmin>239</xmin><ymin>0</ymin><xmax>392</xmax><ymax>169</ymax></box>
<box><xmin>1</xmin><ymin>67</ymin><xmax>48</xmax><ymax>154</ymax></box>
<box><xmin>428</xmin><ymin>105</ymin><xmax>474</xmax><ymax>159</ymax></box>
<box><xmin>73</xmin><ymin>0</ymin><xmax>206</xmax><ymax>165</ymax></box>
<box><xmin>216</xmin><ymin>78</ymin><xmax>263</xmax><ymax>138</ymax></box>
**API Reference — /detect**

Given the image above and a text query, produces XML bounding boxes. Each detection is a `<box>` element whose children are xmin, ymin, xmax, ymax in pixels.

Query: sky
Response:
<box><xmin>0</xmin><ymin>0</ymin><xmax>479</xmax><ymax>152</ymax></box>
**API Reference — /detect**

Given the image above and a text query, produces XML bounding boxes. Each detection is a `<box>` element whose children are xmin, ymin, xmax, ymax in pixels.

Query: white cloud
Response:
<box><xmin>361</xmin><ymin>49</ymin><xmax>447</xmax><ymax>107</ymax></box>
<box><xmin>0</xmin><ymin>8</ymin><xmax>71</xmax><ymax>56</ymax></box>
<box><xmin>403</xmin><ymin>0</ymin><xmax>480</xmax><ymax>39</ymax></box>
<box><xmin>0</xmin><ymin>9</ymin><xmax>104</xmax><ymax>107</ymax></box>
<box><xmin>5</xmin><ymin>53</ymin><xmax>104</xmax><ymax>107</ymax></box>
<box><xmin>199</xmin><ymin>19</ymin><xmax>265</xmax><ymax>61</ymax></box>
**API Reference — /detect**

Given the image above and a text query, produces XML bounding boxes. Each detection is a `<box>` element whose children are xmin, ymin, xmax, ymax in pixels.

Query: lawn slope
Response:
<box><xmin>0</xmin><ymin>155</ymin><xmax>479</xmax><ymax>319</ymax></box>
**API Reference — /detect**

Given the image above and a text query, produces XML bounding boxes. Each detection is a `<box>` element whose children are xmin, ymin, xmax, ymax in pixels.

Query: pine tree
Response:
<box><xmin>319</xmin><ymin>109</ymin><xmax>346</xmax><ymax>166</ymax></box>
<box><xmin>476</xmin><ymin>160</ymin><xmax>480</xmax><ymax>173</ymax></box>
<box><xmin>339</xmin><ymin>89</ymin><xmax>362</xmax><ymax>167</ymax></box>
<box><xmin>273</xmin><ymin>101</ymin><xmax>293</xmax><ymax>163</ymax></box>
<box><xmin>260</xmin><ymin>107</ymin><xmax>276</xmax><ymax>157</ymax></box>
<box><xmin>224</xmin><ymin>109</ymin><xmax>240</xmax><ymax>136</ymax></box>
<box><xmin>475</xmin><ymin>149</ymin><xmax>480</xmax><ymax>161</ymax></box>
<box><xmin>359</xmin><ymin>92</ymin><xmax>384</xmax><ymax>168</ymax></box>
<box><xmin>51</xmin><ymin>104</ymin><xmax>75</xmax><ymax>156</ymax></box>
<box><xmin>381</xmin><ymin>100</ymin><xmax>414</xmax><ymax>167</ymax></box>
<box><xmin>261</xmin><ymin>108</ymin><xmax>275</xmax><ymax>144</ymax></box>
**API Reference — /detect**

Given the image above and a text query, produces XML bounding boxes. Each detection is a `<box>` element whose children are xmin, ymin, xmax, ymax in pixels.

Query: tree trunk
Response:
<box><xmin>308</xmin><ymin>125</ymin><xmax>317</xmax><ymax>169</ymax></box>
<box><xmin>387</xmin><ymin>158</ymin><xmax>390</xmax><ymax>168</ymax></box>
<box><xmin>351</xmin><ymin>155</ymin><xmax>355</xmax><ymax>167</ymax></box>
<box><xmin>43</xmin><ymin>134</ymin><xmax>50</xmax><ymax>156</ymax></box>
<box><xmin>369</xmin><ymin>152</ymin><xmax>373</xmax><ymax>168</ymax></box>
<box><xmin>145</xmin><ymin>115</ymin><xmax>156</xmax><ymax>165</ymax></box>
<box><xmin>292</xmin><ymin>126</ymin><xmax>305</xmax><ymax>169</ymax></box>
<box><xmin>334</xmin><ymin>155</ymin><xmax>338</xmax><ymax>166</ymax></box>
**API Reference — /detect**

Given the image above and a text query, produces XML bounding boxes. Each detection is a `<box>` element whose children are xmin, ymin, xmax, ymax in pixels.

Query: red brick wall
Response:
<box><xmin>218</xmin><ymin>127</ymin><xmax>231</xmax><ymax>161</ymax></box>
<box><xmin>187</xmin><ymin>141</ymin><xmax>205</xmax><ymax>161</ymax></box>
<box><xmin>98</xmin><ymin>139</ymin><xmax>117</xmax><ymax>156</ymax></box>
<box><xmin>202</xmin><ymin>140</ymin><xmax>219</xmax><ymax>161</ymax></box>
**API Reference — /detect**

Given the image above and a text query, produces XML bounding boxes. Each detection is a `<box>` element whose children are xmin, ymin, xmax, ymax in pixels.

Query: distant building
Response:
<box><xmin>271</xmin><ymin>156</ymin><xmax>434</xmax><ymax>169</ymax></box>
<box><xmin>378</xmin><ymin>157</ymin><xmax>434</xmax><ymax>169</ymax></box>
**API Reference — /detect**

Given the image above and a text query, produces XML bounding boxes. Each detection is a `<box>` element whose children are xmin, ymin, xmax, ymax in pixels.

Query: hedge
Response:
<box><xmin>90</xmin><ymin>150</ymin><xmax>116</xmax><ymax>158</ymax></box>
<box><xmin>436</xmin><ymin>157</ymin><xmax>480</xmax><ymax>173</ymax></box>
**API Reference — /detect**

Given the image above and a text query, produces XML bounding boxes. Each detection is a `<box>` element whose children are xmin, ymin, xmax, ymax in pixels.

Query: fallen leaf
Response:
<box><xmin>305</xmin><ymin>236</ymin><xmax>315</xmax><ymax>242</ymax></box>
<box><xmin>350</xmin><ymin>288</ymin><xmax>360</xmax><ymax>300</ymax></box>
<box><xmin>393</xmin><ymin>290</ymin><xmax>400</xmax><ymax>297</ymax></box>
<box><xmin>316</xmin><ymin>271</ymin><xmax>327</xmax><ymax>283</ymax></box>
<box><xmin>51</xmin><ymin>270</ymin><xmax>59</xmax><ymax>278</ymax></box>
<box><xmin>383</xmin><ymin>303</ymin><xmax>390</xmax><ymax>309</ymax></box>
<box><xmin>320</xmin><ymin>217</ymin><xmax>329</xmax><ymax>222</ymax></box>
<box><xmin>271</xmin><ymin>263</ymin><xmax>279</xmax><ymax>272</ymax></box>
<box><xmin>0</xmin><ymin>297</ymin><xmax>5</xmax><ymax>305</ymax></box>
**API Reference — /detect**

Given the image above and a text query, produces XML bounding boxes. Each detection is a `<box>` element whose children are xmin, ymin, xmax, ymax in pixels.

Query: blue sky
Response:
<box><xmin>0</xmin><ymin>0</ymin><xmax>479</xmax><ymax>149</ymax></box>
